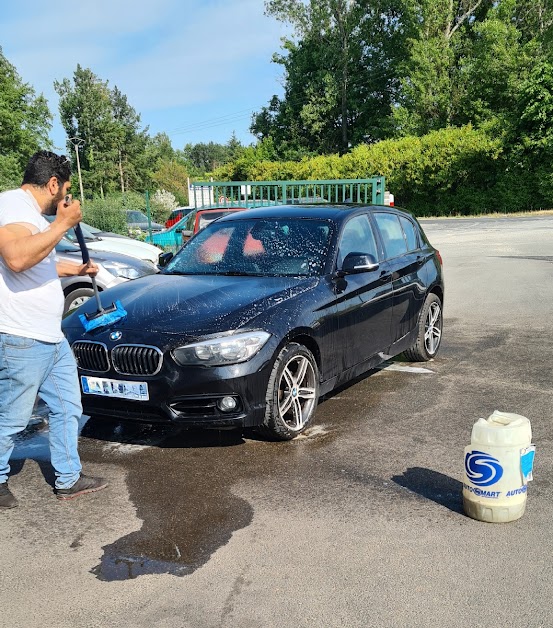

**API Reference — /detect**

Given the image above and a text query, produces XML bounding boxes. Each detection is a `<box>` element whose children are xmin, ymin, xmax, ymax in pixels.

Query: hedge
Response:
<box><xmin>213</xmin><ymin>126</ymin><xmax>549</xmax><ymax>216</ymax></box>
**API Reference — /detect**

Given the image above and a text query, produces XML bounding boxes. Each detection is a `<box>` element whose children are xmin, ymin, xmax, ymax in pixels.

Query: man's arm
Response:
<box><xmin>0</xmin><ymin>199</ymin><xmax>82</xmax><ymax>273</ymax></box>
<box><xmin>56</xmin><ymin>260</ymin><xmax>99</xmax><ymax>278</ymax></box>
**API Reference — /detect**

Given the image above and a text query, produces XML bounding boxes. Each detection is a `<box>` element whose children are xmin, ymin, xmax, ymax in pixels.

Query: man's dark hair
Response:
<box><xmin>22</xmin><ymin>150</ymin><xmax>72</xmax><ymax>187</ymax></box>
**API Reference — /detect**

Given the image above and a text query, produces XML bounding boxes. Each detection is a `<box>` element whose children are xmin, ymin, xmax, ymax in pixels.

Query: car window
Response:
<box><xmin>165</xmin><ymin>218</ymin><xmax>332</xmax><ymax>277</ymax></box>
<box><xmin>55</xmin><ymin>239</ymin><xmax>80</xmax><ymax>253</ymax></box>
<box><xmin>399</xmin><ymin>216</ymin><xmax>419</xmax><ymax>251</ymax></box>
<box><xmin>46</xmin><ymin>216</ymin><xmax>98</xmax><ymax>241</ymax></box>
<box><xmin>337</xmin><ymin>215</ymin><xmax>378</xmax><ymax>267</ymax></box>
<box><xmin>197</xmin><ymin>210</ymin><xmax>241</xmax><ymax>232</ymax></box>
<box><xmin>127</xmin><ymin>211</ymin><xmax>147</xmax><ymax>221</ymax></box>
<box><xmin>374</xmin><ymin>213</ymin><xmax>408</xmax><ymax>259</ymax></box>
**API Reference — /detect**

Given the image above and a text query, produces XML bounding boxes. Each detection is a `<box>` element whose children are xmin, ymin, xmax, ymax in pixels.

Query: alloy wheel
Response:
<box><xmin>424</xmin><ymin>301</ymin><xmax>442</xmax><ymax>355</ymax></box>
<box><xmin>277</xmin><ymin>354</ymin><xmax>317</xmax><ymax>431</ymax></box>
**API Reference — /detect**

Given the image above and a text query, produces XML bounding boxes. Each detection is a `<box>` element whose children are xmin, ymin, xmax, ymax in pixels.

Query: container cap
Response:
<box><xmin>471</xmin><ymin>410</ymin><xmax>532</xmax><ymax>447</ymax></box>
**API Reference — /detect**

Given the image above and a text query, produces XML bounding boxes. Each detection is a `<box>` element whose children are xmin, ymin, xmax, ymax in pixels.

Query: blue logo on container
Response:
<box><xmin>465</xmin><ymin>450</ymin><xmax>503</xmax><ymax>487</ymax></box>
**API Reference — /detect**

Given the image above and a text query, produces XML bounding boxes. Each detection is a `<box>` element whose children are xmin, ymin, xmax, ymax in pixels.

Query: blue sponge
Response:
<box><xmin>79</xmin><ymin>300</ymin><xmax>128</xmax><ymax>332</ymax></box>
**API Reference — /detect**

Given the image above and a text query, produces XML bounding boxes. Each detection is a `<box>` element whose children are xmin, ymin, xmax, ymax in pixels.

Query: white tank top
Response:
<box><xmin>0</xmin><ymin>189</ymin><xmax>64</xmax><ymax>343</ymax></box>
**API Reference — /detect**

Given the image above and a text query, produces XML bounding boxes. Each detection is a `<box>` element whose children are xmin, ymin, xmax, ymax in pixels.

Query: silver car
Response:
<box><xmin>56</xmin><ymin>238</ymin><xmax>158</xmax><ymax>314</ymax></box>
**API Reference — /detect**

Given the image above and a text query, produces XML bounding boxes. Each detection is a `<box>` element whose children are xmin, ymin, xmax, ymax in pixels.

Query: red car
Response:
<box><xmin>165</xmin><ymin>207</ymin><xmax>194</xmax><ymax>228</ymax></box>
<box><xmin>181</xmin><ymin>207</ymin><xmax>249</xmax><ymax>242</ymax></box>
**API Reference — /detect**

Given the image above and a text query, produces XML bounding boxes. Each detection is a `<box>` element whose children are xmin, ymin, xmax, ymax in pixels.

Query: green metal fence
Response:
<box><xmin>190</xmin><ymin>177</ymin><xmax>386</xmax><ymax>209</ymax></box>
<box><xmin>147</xmin><ymin>178</ymin><xmax>387</xmax><ymax>253</ymax></box>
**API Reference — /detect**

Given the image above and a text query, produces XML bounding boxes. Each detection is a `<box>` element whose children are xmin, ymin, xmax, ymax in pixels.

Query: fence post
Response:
<box><xmin>145</xmin><ymin>190</ymin><xmax>153</xmax><ymax>239</ymax></box>
<box><xmin>374</xmin><ymin>177</ymin><xmax>385</xmax><ymax>204</ymax></box>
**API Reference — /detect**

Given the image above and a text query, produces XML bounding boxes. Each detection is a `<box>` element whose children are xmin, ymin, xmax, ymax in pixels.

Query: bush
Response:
<box><xmin>82</xmin><ymin>197</ymin><xmax>127</xmax><ymax>234</ymax></box>
<box><xmin>212</xmin><ymin>125</ymin><xmax>545</xmax><ymax>215</ymax></box>
<box><xmin>151</xmin><ymin>189</ymin><xmax>178</xmax><ymax>223</ymax></box>
<box><xmin>82</xmin><ymin>191</ymin><xmax>167</xmax><ymax>234</ymax></box>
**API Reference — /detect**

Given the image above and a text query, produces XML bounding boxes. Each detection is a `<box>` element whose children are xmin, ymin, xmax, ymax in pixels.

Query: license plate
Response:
<box><xmin>80</xmin><ymin>376</ymin><xmax>149</xmax><ymax>401</ymax></box>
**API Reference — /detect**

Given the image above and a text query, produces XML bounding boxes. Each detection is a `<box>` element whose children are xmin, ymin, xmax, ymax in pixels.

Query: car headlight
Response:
<box><xmin>101</xmin><ymin>261</ymin><xmax>145</xmax><ymax>280</ymax></box>
<box><xmin>172</xmin><ymin>331</ymin><xmax>271</xmax><ymax>366</ymax></box>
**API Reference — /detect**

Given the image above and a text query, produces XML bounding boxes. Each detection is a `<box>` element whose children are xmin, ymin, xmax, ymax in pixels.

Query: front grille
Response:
<box><xmin>72</xmin><ymin>341</ymin><xmax>109</xmax><ymax>373</ymax></box>
<box><xmin>112</xmin><ymin>344</ymin><xmax>163</xmax><ymax>376</ymax></box>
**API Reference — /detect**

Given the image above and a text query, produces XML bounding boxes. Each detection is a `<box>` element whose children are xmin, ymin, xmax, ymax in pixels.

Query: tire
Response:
<box><xmin>64</xmin><ymin>287</ymin><xmax>94</xmax><ymax>315</ymax></box>
<box><xmin>257</xmin><ymin>343</ymin><xmax>320</xmax><ymax>441</ymax></box>
<box><xmin>404</xmin><ymin>293</ymin><xmax>443</xmax><ymax>362</ymax></box>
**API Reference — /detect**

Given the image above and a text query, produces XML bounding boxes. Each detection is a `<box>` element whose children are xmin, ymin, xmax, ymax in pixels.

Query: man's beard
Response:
<box><xmin>44</xmin><ymin>189</ymin><xmax>65</xmax><ymax>215</ymax></box>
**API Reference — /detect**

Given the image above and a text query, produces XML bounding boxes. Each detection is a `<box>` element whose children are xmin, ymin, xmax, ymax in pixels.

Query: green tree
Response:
<box><xmin>182</xmin><ymin>141</ymin><xmax>232</xmax><ymax>174</ymax></box>
<box><xmin>151</xmin><ymin>159</ymin><xmax>190</xmax><ymax>205</ymax></box>
<box><xmin>0</xmin><ymin>47</ymin><xmax>52</xmax><ymax>190</ymax></box>
<box><xmin>55</xmin><ymin>66</ymin><xmax>150</xmax><ymax>198</ymax></box>
<box><xmin>253</xmin><ymin>0</ymin><xmax>411</xmax><ymax>155</ymax></box>
<box><xmin>110</xmin><ymin>86</ymin><xmax>149</xmax><ymax>193</ymax></box>
<box><xmin>511</xmin><ymin>60</ymin><xmax>553</xmax><ymax>202</ymax></box>
<box><xmin>392</xmin><ymin>0</ymin><xmax>495</xmax><ymax>136</ymax></box>
<box><xmin>55</xmin><ymin>65</ymin><xmax>119</xmax><ymax>198</ymax></box>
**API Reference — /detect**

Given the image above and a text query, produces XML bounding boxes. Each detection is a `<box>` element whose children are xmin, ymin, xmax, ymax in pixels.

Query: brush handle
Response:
<box><xmin>74</xmin><ymin>223</ymin><xmax>90</xmax><ymax>265</ymax></box>
<box><xmin>73</xmin><ymin>223</ymin><xmax>103</xmax><ymax>313</ymax></box>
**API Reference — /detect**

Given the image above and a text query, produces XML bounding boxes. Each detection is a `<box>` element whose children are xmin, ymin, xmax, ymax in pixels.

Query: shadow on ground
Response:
<box><xmin>392</xmin><ymin>467</ymin><xmax>464</xmax><ymax>514</ymax></box>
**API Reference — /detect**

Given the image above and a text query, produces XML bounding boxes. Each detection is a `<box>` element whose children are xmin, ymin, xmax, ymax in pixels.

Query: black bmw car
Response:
<box><xmin>62</xmin><ymin>204</ymin><xmax>444</xmax><ymax>440</ymax></box>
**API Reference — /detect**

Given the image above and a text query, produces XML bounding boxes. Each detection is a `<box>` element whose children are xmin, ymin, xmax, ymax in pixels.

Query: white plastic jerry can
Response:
<box><xmin>462</xmin><ymin>411</ymin><xmax>536</xmax><ymax>523</ymax></box>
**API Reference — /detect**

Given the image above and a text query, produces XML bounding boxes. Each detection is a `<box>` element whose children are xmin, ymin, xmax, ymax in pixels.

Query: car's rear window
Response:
<box><xmin>399</xmin><ymin>216</ymin><xmax>419</xmax><ymax>251</ymax></box>
<box><xmin>374</xmin><ymin>213</ymin><xmax>408</xmax><ymax>259</ymax></box>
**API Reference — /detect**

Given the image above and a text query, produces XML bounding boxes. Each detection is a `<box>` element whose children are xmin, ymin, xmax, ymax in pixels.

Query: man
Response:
<box><xmin>0</xmin><ymin>150</ymin><xmax>108</xmax><ymax>509</ymax></box>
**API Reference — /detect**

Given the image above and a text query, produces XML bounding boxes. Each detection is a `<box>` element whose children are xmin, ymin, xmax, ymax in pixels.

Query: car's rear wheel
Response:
<box><xmin>258</xmin><ymin>343</ymin><xmax>319</xmax><ymax>440</ymax></box>
<box><xmin>404</xmin><ymin>293</ymin><xmax>443</xmax><ymax>361</ymax></box>
<box><xmin>64</xmin><ymin>287</ymin><xmax>94</xmax><ymax>315</ymax></box>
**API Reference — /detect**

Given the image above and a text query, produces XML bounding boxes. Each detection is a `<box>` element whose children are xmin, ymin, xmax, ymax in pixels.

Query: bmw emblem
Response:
<box><xmin>110</xmin><ymin>331</ymin><xmax>122</xmax><ymax>341</ymax></box>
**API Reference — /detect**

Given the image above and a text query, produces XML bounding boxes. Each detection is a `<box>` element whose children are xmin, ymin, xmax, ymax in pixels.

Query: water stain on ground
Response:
<box><xmin>80</xmin><ymin>420</ymin><xmax>338</xmax><ymax>581</ymax></box>
<box><xmin>14</xmin><ymin>362</ymin><xmax>417</xmax><ymax>582</ymax></box>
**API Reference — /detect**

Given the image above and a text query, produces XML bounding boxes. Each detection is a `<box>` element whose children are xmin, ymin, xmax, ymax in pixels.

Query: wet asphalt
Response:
<box><xmin>2</xmin><ymin>215</ymin><xmax>553</xmax><ymax>627</ymax></box>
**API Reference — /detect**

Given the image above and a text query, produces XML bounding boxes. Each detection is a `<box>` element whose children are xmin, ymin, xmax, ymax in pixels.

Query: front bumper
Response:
<box><xmin>73</xmin><ymin>338</ymin><xmax>276</xmax><ymax>428</ymax></box>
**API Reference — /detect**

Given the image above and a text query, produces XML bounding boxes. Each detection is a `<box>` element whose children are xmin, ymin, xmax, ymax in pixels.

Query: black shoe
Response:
<box><xmin>56</xmin><ymin>474</ymin><xmax>108</xmax><ymax>500</ymax></box>
<box><xmin>0</xmin><ymin>482</ymin><xmax>18</xmax><ymax>509</ymax></box>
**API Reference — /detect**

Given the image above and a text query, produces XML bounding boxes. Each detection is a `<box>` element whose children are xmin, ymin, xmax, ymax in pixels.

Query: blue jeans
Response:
<box><xmin>0</xmin><ymin>334</ymin><xmax>82</xmax><ymax>489</ymax></box>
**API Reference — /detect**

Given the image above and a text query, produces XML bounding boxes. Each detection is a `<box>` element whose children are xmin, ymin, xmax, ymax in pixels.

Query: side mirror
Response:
<box><xmin>339</xmin><ymin>252</ymin><xmax>379</xmax><ymax>275</ymax></box>
<box><xmin>158</xmin><ymin>252</ymin><xmax>174</xmax><ymax>268</ymax></box>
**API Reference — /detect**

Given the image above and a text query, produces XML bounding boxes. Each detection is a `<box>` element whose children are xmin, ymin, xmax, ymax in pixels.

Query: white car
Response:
<box><xmin>56</xmin><ymin>238</ymin><xmax>159</xmax><ymax>314</ymax></box>
<box><xmin>47</xmin><ymin>218</ymin><xmax>163</xmax><ymax>265</ymax></box>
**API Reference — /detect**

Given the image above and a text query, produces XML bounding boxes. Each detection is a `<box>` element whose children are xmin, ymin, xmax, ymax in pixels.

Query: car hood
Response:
<box><xmin>56</xmin><ymin>247</ymin><xmax>158</xmax><ymax>274</ymax></box>
<box><xmin>86</xmin><ymin>238</ymin><xmax>161</xmax><ymax>262</ymax></box>
<box><xmin>63</xmin><ymin>273</ymin><xmax>318</xmax><ymax>337</ymax></box>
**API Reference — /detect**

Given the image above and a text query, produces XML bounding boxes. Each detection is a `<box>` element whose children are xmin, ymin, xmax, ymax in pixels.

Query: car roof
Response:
<box><xmin>214</xmin><ymin>203</ymin><xmax>416</xmax><ymax>225</ymax></box>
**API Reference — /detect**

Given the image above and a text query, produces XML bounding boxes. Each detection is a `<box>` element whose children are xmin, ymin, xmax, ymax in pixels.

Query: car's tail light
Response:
<box><xmin>435</xmin><ymin>249</ymin><xmax>443</xmax><ymax>265</ymax></box>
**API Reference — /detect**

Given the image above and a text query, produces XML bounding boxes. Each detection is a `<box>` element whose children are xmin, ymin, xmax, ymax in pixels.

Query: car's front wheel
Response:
<box><xmin>258</xmin><ymin>343</ymin><xmax>320</xmax><ymax>440</ymax></box>
<box><xmin>404</xmin><ymin>292</ymin><xmax>443</xmax><ymax>361</ymax></box>
<box><xmin>64</xmin><ymin>287</ymin><xmax>94</xmax><ymax>315</ymax></box>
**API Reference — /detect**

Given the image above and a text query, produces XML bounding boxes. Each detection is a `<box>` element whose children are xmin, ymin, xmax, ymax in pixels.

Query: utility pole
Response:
<box><xmin>69</xmin><ymin>137</ymin><xmax>85</xmax><ymax>206</ymax></box>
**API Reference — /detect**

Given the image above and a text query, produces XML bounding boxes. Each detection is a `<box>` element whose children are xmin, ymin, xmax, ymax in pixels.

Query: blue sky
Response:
<box><xmin>1</xmin><ymin>0</ymin><xmax>290</xmax><ymax>151</ymax></box>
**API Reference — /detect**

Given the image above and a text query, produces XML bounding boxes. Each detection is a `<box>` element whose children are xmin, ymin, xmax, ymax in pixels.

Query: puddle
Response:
<box><xmin>83</xmin><ymin>424</ymin><xmax>256</xmax><ymax>581</ymax></box>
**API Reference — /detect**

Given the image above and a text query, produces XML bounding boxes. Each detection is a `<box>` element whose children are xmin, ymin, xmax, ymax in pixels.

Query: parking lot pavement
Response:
<box><xmin>2</xmin><ymin>215</ymin><xmax>553</xmax><ymax>628</ymax></box>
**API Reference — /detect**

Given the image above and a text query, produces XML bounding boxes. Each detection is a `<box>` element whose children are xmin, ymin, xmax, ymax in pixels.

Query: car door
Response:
<box><xmin>372</xmin><ymin>212</ymin><xmax>427</xmax><ymax>342</ymax></box>
<box><xmin>330</xmin><ymin>213</ymin><xmax>394</xmax><ymax>372</ymax></box>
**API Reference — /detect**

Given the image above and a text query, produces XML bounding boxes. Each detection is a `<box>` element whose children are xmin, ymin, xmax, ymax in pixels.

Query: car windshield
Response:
<box><xmin>82</xmin><ymin>222</ymin><xmax>101</xmax><ymax>234</ymax></box>
<box><xmin>56</xmin><ymin>238</ymin><xmax>80</xmax><ymax>253</ymax></box>
<box><xmin>197</xmin><ymin>209</ymin><xmax>243</xmax><ymax>231</ymax></box>
<box><xmin>163</xmin><ymin>217</ymin><xmax>332</xmax><ymax>277</ymax></box>
<box><xmin>46</xmin><ymin>216</ymin><xmax>99</xmax><ymax>242</ymax></box>
<box><xmin>127</xmin><ymin>211</ymin><xmax>148</xmax><ymax>221</ymax></box>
